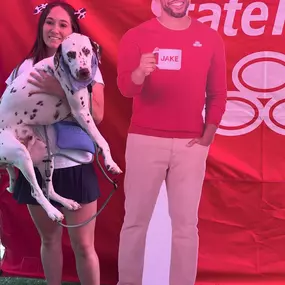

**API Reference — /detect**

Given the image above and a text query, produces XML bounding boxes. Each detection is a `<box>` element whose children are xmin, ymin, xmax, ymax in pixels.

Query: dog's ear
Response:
<box><xmin>90</xmin><ymin>39</ymin><xmax>102</xmax><ymax>64</ymax></box>
<box><xmin>53</xmin><ymin>44</ymin><xmax>62</xmax><ymax>70</ymax></box>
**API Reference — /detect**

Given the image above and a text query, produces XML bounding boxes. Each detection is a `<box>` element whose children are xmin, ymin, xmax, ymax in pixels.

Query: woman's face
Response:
<box><xmin>43</xmin><ymin>6</ymin><xmax>73</xmax><ymax>54</ymax></box>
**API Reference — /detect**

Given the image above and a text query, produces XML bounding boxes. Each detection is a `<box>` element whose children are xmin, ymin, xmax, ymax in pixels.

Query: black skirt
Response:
<box><xmin>13</xmin><ymin>163</ymin><xmax>100</xmax><ymax>207</ymax></box>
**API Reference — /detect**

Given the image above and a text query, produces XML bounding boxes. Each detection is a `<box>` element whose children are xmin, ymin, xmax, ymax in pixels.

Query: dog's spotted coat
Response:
<box><xmin>0</xmin><ymin>33</ymin><xmax>122</xmax><ymax>222</ymax></box>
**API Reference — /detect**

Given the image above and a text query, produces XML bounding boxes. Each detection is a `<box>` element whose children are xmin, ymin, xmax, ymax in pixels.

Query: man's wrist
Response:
<box><xmin>131</xmin><ymin>68</ymin><xmax>145</xmax><ymax>85</ymax></box>
<box><xmin>202</xmin><ymin>123</ymin><xmax>218</xmax><ymax>145</ymax></box>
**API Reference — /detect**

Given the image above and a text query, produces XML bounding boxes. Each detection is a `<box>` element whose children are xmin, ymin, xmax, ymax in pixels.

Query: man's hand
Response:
<box><xmin>131</xmin><ymin>52</ymin><xmax>157</xmax><ymax>85</ymax></box>
<box><xmin>187</xmin><ymin>137</ymin><xmax>212</xmax><ymax>147</ymax></box>
<box><xmin>138</xmin><ymin>52</ymin><xmax>157</xmax><ymax>76</ymax></box>
<box><xmin>187</xmin><ymin>124</ymin><xmax>218</xmax><ymax>147</ymax></box>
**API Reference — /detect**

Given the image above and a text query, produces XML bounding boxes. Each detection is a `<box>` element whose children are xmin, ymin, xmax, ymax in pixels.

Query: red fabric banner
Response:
<box><xmin>1</xmin><ymin>0</ymin><xmax>285</xmax><ymax>284</ymax></box>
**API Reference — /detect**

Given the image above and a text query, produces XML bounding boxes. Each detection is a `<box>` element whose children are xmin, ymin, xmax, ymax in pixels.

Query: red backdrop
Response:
<box><xmin>1</xmin><ymin>0</ymin><xmax>285</xmax><ymax>284</ymax></box>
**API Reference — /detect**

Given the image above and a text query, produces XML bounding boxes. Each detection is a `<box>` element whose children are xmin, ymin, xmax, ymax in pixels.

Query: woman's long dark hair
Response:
<box><xmin>12</xmin><ymin>1</ymin><xmax>81</xmax><ymax>79</ymax></box>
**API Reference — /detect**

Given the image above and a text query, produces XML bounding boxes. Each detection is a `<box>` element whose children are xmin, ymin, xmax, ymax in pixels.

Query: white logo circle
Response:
<box><xmin>217</xmin><ymin>51</ymin><xmax>285</xmax><ymax>136</ymax></box>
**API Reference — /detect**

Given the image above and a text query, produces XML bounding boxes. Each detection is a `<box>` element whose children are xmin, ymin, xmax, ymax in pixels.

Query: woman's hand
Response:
<box><xmin>28</xmin><ymin>69</ymin><xmax>65</xmax><ymax>99</ymax></box>
<box><xmin>91</xmin><ymin>83</ymin><xmax>104</xmax><ymax>124</ymax></box>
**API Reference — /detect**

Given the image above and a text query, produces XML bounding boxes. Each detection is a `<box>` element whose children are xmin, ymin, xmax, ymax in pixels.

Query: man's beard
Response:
<box><xmin>162</xmin><ymin>2</ymin><xmax>189</xmax><ymax>18</ymax></box>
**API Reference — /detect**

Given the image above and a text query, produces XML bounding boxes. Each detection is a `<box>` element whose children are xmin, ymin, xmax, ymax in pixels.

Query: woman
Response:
<box><xmin>5</xmin><ymin>2</ymin><xmax>103</xmax><ymax>285</ymax></box>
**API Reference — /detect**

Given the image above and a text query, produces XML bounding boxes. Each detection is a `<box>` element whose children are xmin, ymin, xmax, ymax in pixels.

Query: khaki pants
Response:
<box><xmin>118</xmin><ymin>134</ymin><xmax>209</xmax><ymax>285</ymax></box>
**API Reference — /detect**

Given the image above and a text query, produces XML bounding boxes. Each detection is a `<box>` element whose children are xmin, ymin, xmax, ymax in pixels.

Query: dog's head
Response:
<box><xmin>53</xmin><ymin>33</ymin><xmax>100</xmax><ymax>81</ymax></box>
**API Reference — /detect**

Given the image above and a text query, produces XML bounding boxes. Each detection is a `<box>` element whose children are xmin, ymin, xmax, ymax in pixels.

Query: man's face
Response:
<box><xmin>160</xmin><ymin>0</ymin><xmax>190</xmax><ymax>18</ymax></box>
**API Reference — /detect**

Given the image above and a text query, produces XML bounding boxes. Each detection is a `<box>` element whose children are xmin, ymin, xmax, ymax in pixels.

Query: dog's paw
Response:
<box><xmin>57</xmin><ymin>198</ymin><xmax>81</xmax><ymax>211</ymax></box>
<box><xmin>47</xmin><ymin>208</ymin><xmax>64</xmax><ymax>222</ymax></box>
<box><xmin>106</xmin><ymin>162</ymin><xmax>123</xmax><ymax>175</ymax></box>
<box><xmin>64</xmin><ymin>199</ymin><xmax>82</xmax><ymax>211</ymax></box>
<box><xmin>6</xmin><ymin>187</ymin><xmax>14</xmax><ymax>193</ymax></box>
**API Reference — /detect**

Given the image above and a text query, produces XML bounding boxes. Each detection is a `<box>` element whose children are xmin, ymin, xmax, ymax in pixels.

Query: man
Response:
<box><xmin>116</xmin><ymin>0</ymin><xmax>227</xmax><ymax>284</ymax></box>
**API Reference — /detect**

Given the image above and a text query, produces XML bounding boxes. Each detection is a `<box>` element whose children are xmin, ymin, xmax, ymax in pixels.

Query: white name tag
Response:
<box><xmin>153</xmin><ymin>48</ymin><xmax>182</xmax><ymax>70</ymax></box>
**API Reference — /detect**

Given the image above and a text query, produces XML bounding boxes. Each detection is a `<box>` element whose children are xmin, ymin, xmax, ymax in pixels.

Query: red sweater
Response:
<box><xmin>117</xmin><ymin>18</ymin><xmax>227</xmax><ymax>139</ymax></box>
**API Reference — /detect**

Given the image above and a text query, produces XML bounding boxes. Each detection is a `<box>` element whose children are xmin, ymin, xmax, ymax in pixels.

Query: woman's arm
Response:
<box><xmin>90</xmin><ymin>82</ymin><xmax>104</xmax><ymax>125</ymax></box>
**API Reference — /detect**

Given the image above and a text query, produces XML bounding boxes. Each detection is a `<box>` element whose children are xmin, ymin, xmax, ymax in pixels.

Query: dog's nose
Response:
<box><xmin>78</xmin><ymin>68</ymin><xmax>90</xmax><ymax>80</ymax></box>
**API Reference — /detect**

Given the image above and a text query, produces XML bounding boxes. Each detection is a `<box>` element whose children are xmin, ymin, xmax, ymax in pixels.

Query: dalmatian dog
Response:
<box><xmin>0</xmin><ymin>33</ymin><xmax>122</xmax><ymax>221</ymax></box>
